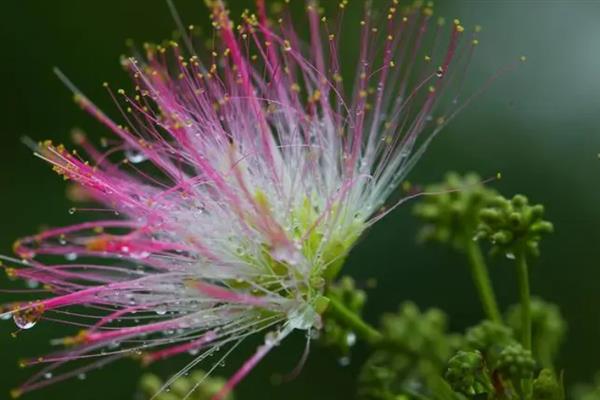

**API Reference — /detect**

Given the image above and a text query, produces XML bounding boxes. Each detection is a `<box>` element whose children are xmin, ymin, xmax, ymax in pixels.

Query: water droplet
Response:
<box><xmin>287</xmin><ymin>305</ymin><xmax>318</xmax><ymax>331</ymax></box>
<box><xmin>12</xmin><ymin>305</ymin><xmax>44</xmax><ymax>330</ymax></box>
<box><xmin>26</xmin><ymin>279</ymin><xmax>40</xmax><ymax>289</ymax></box>
<box><xmin>505</xmin><ymin>252</ymin><xmax>516</xmax><ymax>260</ymax></box>
<box><xmin>264</xmin><ymin>331</ymin><xmax>278</xmax><ymax>346</ymax></box>
<box><xmin>125</xmin><ymin>148</ymin><xmax>147</xmax><ymax>164</ymax></box>
<box><xmin>345</xmin><ymin>332</ymin><xmax>357</xmax><ymax>347</ymax></box>
<box><xmin>1</xmin><ymin>312</ymin><xmax>12</xmax><ymax>321</ymax></box>
<box><xmin>68</xmin><ymin>208</ymin><xmax>76</xmax><ymax>215</ymax></box>
<box><xmin>155</xmin><ymin>306</ymin><xmax>167</xmax><ymax>316</ymax></box>
<box><xmin>65</xmin><ymin>252</ymin><xmax>78</xmax><ymax>261</ymax></box>
<box><xmin>131</xmin><ymin>251</ymin><xmax>150</xmax><ymax>260</ymax></box>
<box><xmin>271</xmin><ymin>243</ymin><xmax>301</xmax><ymax>266</ymax></box>
<box><xmin>44</xmin><ymin>372</ymin><xmax>53</xmax><ymax>380</ymax></box>
<box><xmin>77</xmin><ymin>373</ymin><xmax>86</xmax><ymax>380</ymax></box>
<box><xmin>338</xmin><ymin>356</ymin><xmax>351</xmax><ymax>366</ymax></box>
<box><xmin>436</xmin><ymin>66</ymin><xmax>444</xmax><ymax>78</ymax></box>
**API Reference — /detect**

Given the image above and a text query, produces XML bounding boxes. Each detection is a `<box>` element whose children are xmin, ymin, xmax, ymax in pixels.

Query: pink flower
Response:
<box><xmin>2</xmin><ymin>1</ymin><xmax>481</xmax><ymax>398</ymax></box>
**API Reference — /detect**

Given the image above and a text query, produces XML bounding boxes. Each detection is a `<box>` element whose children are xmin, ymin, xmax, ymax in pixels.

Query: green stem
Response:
<box><xmin>465</xmin><ymin>240</ymin><xmax>502</xmax><ymax>323</ymax></box>
<box><xmin>327</xmin><ymin>296</ymin><xmax>383</xmax><ymax>345</ymax></box>
<box><xmin>516</xmin><ymin>251</ymin><xmax>532</xmax><ymax>399</ymax></box>
<box><xmin>515</xmin><ymin>253</ymin><xmax>531</xmax><ymax>351</ymax></box>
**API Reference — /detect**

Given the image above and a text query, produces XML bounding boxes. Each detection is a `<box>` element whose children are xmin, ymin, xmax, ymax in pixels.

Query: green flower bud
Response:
<box><xmin>465</xmin><ymin>320</ymin><xmax>515</xmax><ymax>354</ymax></box>
<box><xmin>445</xmin><ymin>350</ymin><xmax>492</xmax><ymax>396</ymax></box>
<box><xmin>533</xmin><ymin>369</ymin><xmax>564</xmax><ymax>400</ymax></box>
<box><xmin>506</xmin><ymin>298</ymin><xmax>567</xmax><ymax>368</ymax></box>
<box><xmin>139</xmin><ymin>370</ymin><xmax>233</xmax><ymax>400</ymax></box>
<box><xmin>358</xmin><ymin>303</ymin><xmax>461</xmax><ymax>400</ymax></box>
<box><xmin>496</xmin><ymin>343</ymin><xmax>535</xmax><ymax>381</ymax></box>
<box><xmin>413</xmin><ymin>172</ymin><xmax>498</xmax><ymax>251</ymax></box>
<box><xmin>381</xmin><ymin>302</ymin><xmax>460</xmax><ymax>365</ymax></box>
<box><xmin>476</xmin><ymin>194</ymin><xmax>553</xmax><ymax>259</ymax></box>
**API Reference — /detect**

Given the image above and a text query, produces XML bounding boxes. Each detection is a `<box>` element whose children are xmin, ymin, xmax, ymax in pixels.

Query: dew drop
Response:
<box><xmin>125</xmin><ymin>148</ymin><xmax>148</xmax><ymax>164</ymax></box>
<box><xmin>338</xmin><ymin>356</ymin><xmax>351</xmax><ymax>367</ymax></box>
<box><xmin>505</xmin><ymin>252</ymin><xmax>516</xmax><ymax>260</ymax></box>
<box><xmin>264</xmin><ymin>331</ymin><xmax>278</xmax><ymax>346</ymax></box>
<box><xmin>68</xmin><ymin>208</ymin><xmax>76</xmax><ymax>215</ymax></box>
<box><xmin>77</xmin><ymin>373</ymin><xmax>86</xmax><ymax>380</ymax></box>
<box><xmin>26</xmin><ymin>279</ymin><xmax>40</xmax><ymax>289</ymax></box>
<box><xmin>12</xmin><ymin>305</ymin><xmax>44</xmax><ymax>330</ymax></box>
<box><xmin>345</xmin><ymin>332</ymin><xmax>357</xmax><ymax>347</ymax></box>
<box><xmin>44</xmin><ymin>372</ymin><xmax>53</xmax><ymax>380</ymax></box>
<box><xmin>131</xmin><ymin>251</ymin><xmax>150</xmax><ymax>260</ymax></box>
<box><xmin>155</xmin><ymin>306</ymin><xmax>167</xmax><ymax>316</ymax></box>
<box><xmin>65</xmin><ymin>252</ymin><xmax>78</xmax><ymax>261</ymax></box>
<box><xmin>436</xmin><ymin>66</ymin><xmax>444</xmax><ymax>78</ymax></box>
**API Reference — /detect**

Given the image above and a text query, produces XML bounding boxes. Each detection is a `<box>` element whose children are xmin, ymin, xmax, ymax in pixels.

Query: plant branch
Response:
<box><xmin>515</xmin><ymin>252</ymin><xmax>531</xmax><ymax>351</ymax></box>
<box><xmin>326</xmin><ymin>296</ymin><xmax>383</xmax><ymax>345</ymax></box>
<box><xmin>465</xmin><ymin>240</ymin><xmax>502</xmax><ymax>323</ymax></box>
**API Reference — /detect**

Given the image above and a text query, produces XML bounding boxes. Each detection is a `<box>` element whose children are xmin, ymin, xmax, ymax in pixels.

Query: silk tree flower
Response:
<box><xmin>1</xmin><ymin>1</ymin><xmax>482</xmax><ymax>398</ymax></box>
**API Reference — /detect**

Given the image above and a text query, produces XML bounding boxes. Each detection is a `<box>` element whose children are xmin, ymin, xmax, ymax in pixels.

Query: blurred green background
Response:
<box><xmin>1</xmin><ymin>1</ymin><xmax>599</xmax><ymax>399</ymax></box>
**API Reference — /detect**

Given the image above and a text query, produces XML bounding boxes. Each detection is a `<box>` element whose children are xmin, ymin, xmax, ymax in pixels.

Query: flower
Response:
<box><xmin>2</xmin><ymin>1</ymin><xmax>480</xmax><ymax>398</ymax></box>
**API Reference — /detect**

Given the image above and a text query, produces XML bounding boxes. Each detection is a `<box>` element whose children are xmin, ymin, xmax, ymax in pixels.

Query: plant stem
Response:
<box><xmin>465</xmin><ymin>240</ymin><xmax>502</xmax><ymax>323</ymax></box>
<box><xmin>516</xmin><ymin>251</ymin><xmax>533</xmax><ymax>399</ymax></box>
<box><xmin>327</xmin><ymin>296</ymin><xmax>383</xmax><ymax>345</ymax></box>
<box><xmin>515</xmin><ymin>253</ymin><xmax>531</xmax><ymax>351</ymax></box>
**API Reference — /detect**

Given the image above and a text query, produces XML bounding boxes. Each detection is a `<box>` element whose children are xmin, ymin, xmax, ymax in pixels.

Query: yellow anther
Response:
<box><xmin>62</xmin><ymin>330</ymin><xmax>89</xmax><ymax>346</ymax></box>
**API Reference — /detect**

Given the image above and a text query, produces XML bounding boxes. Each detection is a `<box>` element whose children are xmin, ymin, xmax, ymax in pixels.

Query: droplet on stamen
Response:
<box><xmin>125</xmin><ymin>148</ymin><xmax>148</xmax><ymax>164</ymax></box>
<box><xmin>12</xmin><ymin>304</ymin><xmax>44</xmax><ymax>330</ymax></box>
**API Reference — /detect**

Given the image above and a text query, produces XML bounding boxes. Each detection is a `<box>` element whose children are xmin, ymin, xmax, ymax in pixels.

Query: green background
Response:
<box><xmin>1</xmin><ymin>1</ymin><xmax>599</xmax><ymax>399</ymax></box>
